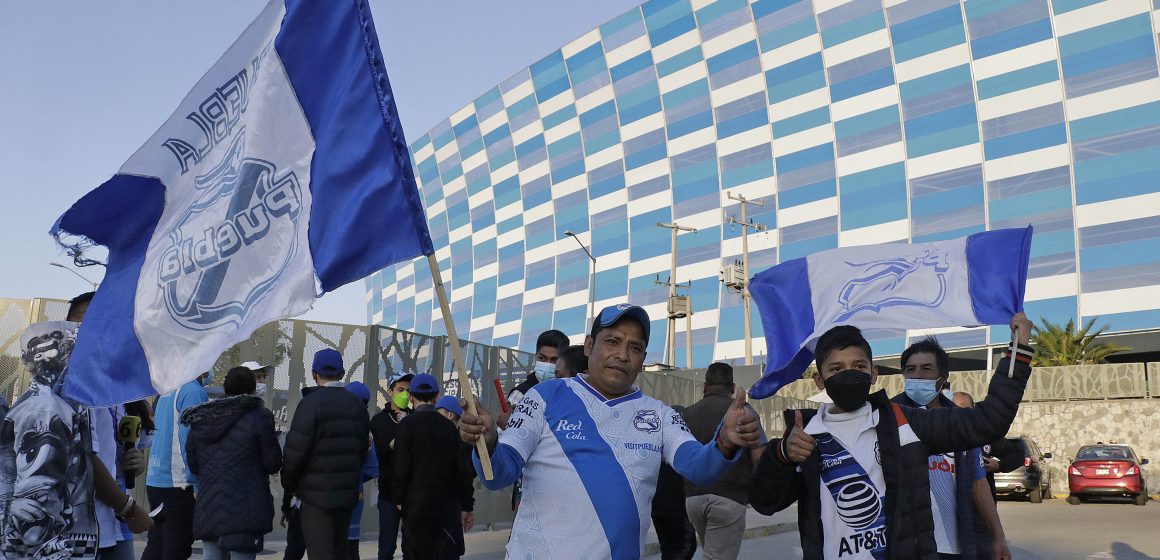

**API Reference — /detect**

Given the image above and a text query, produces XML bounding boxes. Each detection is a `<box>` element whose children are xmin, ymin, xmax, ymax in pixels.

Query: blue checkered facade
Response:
<box><xmin>367</xmin><ymin>0</ymin><xmax>1160</xmax><ymax>366</ymax></box>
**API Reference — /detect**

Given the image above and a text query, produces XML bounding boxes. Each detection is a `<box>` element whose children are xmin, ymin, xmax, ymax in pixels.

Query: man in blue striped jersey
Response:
<box><xmin>459</xmin><ymin>303</ymin><xmax>761</xmax><ymax>559</ymax></box>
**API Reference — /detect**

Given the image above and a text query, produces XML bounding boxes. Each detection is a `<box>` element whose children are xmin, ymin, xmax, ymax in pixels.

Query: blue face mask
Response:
<box><xmin>533</xmin><ymin>361</ymin><xmax>556</xmax><ymax>380</ymax></box>
<box><xmin>904</xmin><ymin>378</ymin><xmax>940</xmax><ymax>406</ymax></box>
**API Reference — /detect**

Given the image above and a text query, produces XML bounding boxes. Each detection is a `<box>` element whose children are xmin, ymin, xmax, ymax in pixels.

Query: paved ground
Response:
<box><xmin>161</xmin><ymin>493</ymin><xmax>1158</xmax><ymax>559</ymax></box>
<box><xmin>736</xmin><ymin>498</ymin><xmax>1160</xmax><ymax>560</ymax></box>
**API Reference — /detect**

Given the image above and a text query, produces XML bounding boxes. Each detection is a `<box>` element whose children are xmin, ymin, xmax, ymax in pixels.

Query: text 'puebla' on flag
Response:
<box><xmin>50</xmin><ymin>0</ymin><xmax>433</xmax><ymax>406</ymax></box>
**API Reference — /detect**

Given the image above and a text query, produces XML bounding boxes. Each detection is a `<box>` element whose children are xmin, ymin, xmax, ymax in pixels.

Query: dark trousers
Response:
<box><xmin>348</xmin><ymin>539</ymin><xmax>360</xmax><ymax>560</ymax></box>
<box><xmin>284</xmin><ymin>507</ymin><xmax>306</xmax><ymax>560</ymax></box>
<box><xmin>378</xmin><ymin>500</ymin><xmax>405</xmax><ymax>559</ymax></box>
<box><xmin>300</xmin><ymin>501</ymin><xmax>353</xmax><ymax>560</ymax></box>
<box><xmin>652</xmin><ymin>515</ymin><xmax>697</xmax><ymax>560</ymax></box>
<box><xmin>142</xmin><ymin>486</ymin><xmax>197</xmax><ymax>560</ymax></box>
<box><xmin>401</xmin><ymin>514</ymin><xmax>441</xmax><ymax>560</ymax></box>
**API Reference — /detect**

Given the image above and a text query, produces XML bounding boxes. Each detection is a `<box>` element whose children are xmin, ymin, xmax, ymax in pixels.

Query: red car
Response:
<box><xmin>1067</xmin><ymin>444</ymin><xmax>1150</xmax><ymax>506</ymax></box>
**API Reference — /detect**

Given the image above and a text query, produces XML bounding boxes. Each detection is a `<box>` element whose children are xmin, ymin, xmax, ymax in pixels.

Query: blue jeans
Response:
<box><xmin>377</xmin><ymin>500</ymin><xmax>404</xmax><ymax>560</ymax></box>
<box><xmin>203</xmin><ymin>540</ymin><xmax>256</xmax><ymax>560</ymax></box>
<box><xmin>96</xmin><ymin>540</ymin><xmax>136</xmax><ymax>560</ymax></box>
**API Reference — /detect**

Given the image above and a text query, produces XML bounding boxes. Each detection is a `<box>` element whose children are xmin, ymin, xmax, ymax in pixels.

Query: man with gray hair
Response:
<box><xmin>680</xmin><ymin>362</ymin><xmax>766</xmax><ymax>559</ymax></box>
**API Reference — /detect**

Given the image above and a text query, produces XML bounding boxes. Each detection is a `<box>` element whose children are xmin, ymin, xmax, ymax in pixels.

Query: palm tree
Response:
<box><xmin>1030</xmin><ymin>318</ymin><xmax>1129</xmax><ymax>366</ymax></box>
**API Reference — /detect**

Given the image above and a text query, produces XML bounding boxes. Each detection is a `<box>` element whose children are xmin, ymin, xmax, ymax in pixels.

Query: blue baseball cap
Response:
<box><xmin>435</xmin><ymin>395</ymin><xmax>464</xmax><ymax>417</ymax></box>
<box><xmin>590</xmin><ymin>303</ymin><xmax>651</xmax><ymax>342</ymax></box>
<box><xmin>410</xmin><ymin>373</ymin><xmax>439</xmax><ymax>394</ymax></box>
<box><xmin>312</xmin><ymin>349</ymin><xmax>344</xmax><ymax>376</ymax></box>
<box><xmin>346</xmin><ymin>381</ymin><xmax>370</xmax><ymax>403</ymax></box>
<box><xmin>387</xmin><ymin>372</ymin><xmax>414</xmax><ymax>388</ymax></box>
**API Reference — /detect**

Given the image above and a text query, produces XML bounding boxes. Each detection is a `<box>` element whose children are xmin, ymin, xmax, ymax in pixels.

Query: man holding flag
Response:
<box><xmin>746</xmin><ymin>227</ymin><xmax>1036</xmax><ymax>559</ymax></box>
<box><xmin>459</xmin><ymin>303</ymin><xmax>763</xmax><ymax>559</ymax></box>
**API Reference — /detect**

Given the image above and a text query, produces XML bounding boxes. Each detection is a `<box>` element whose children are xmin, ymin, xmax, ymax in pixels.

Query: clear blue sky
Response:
<box><xmin>0</xmin><ymin>0</ymin><xmax>642</xmax><ymax>324</ymax></box>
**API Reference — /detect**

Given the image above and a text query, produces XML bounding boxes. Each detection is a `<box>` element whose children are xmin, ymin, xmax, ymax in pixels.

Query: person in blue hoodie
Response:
<box><xmin>144</xmin><ymin>372</ymin><xmax>208</xmax><ymax>560</ymax></box>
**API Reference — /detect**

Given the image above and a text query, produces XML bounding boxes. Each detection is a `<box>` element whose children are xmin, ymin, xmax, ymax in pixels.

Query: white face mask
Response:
<box><xmin>533</xmin><ymin>361</ymin><xmax>556</xmax><ymax>380</ymax></box>
<box><xmin>255</xmin><ymin>383</ymin><xmax>267</xmax><ymax>397</ymax></box>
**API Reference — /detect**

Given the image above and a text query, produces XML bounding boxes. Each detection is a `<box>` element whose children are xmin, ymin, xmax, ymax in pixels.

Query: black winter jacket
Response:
<box><xmin>751</xmin><ymin>354</ymin><xmax>1031</xmax><ymax>560</ymax></box>
<box><xmin>891</xmin><ymin>392</ymin><xmax>991</xmax><ymax>560</ymax></box>
<box><xmin>391</xmin><ymin>405</ymin><xmax>475</xmax><ymax>518</ymax></box>
<box><xmin>281</xmin><ymin>385</ymin><xmax>371</xmax><ymax>510</ymax></box>
<box><xmin>370</xmin><ymin>408</ymin><xmax>407</xmax><ymax>502</ymax></box>
<box><xmin>183</xmin><ymin>395</ymin><xmax>282</xmax><ymax>540</ymax></box>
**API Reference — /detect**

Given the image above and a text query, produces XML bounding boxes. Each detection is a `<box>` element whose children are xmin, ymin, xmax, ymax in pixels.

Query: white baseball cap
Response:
<box><xmin>240</xmin><ymin>361</ymin><xmax>274</xmax><ymax>373</ymax></box>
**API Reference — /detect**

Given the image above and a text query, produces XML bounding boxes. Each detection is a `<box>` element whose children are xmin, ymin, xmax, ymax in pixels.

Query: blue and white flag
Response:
<box><xmin>748</xmin><ymin>227</ymin><xmax>1032</xmax><ymax>399</ymax></box>
<box><xmin>51</xmin><ymin>0</ymin><xmax>433</xmax><ymax>406</ymax></box>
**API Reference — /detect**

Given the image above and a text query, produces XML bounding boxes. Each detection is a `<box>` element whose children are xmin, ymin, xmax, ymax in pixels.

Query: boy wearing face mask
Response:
<box><xmin>751</xmin><ymin>313</ymin><xmax>1033</xmax><ymax>560</ymax></box>
<box><xmin>240</xmin><ymin>362</ymin><xmax>274</xmax><ymax>399</ymax></box>
<box><xmin>499</xmin><ymin>330</ymin><xmax>569</xmax><ymax>514</ymax></box>
<box><xmin>892</xmin><ymin>340</ymin><xmax>1010</xmax><ymax>560</ymax></box>
<box><xmin>370</xmin><ymin>373</ymin><xmax>413</xmax><ymax>560</ymax></box>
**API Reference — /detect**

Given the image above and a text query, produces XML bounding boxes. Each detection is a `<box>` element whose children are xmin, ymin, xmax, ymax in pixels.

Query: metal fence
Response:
<box><xmin>771</xmin><ymin>362</ymin><xmax>1159</xmax><ymax>403</ymax></box>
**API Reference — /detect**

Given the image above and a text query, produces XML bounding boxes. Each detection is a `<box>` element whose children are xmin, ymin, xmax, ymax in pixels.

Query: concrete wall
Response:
<box><xmin>1006</xmin><ymin>399</ymin><xmax>1160</xmax><ymax>495</ymax></box>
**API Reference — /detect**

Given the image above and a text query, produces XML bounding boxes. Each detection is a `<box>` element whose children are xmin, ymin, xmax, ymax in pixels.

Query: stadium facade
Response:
<box><xmin>367</xmin><ymin>0</ymin><xmax>1160</xmax><ymax>367</ymax></box>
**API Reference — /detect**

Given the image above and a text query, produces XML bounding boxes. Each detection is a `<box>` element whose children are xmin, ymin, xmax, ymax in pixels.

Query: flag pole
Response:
<box><xmin>427</xmin><ymin>254</ymin><xmax>494</xmax><ymax>480</ymax></box>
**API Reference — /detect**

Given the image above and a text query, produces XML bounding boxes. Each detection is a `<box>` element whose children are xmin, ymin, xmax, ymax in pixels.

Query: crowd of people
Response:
<box><xmin>0</xmin><ymin>294</ymin><xmax>1036</xmax><ymax>560</ymax></box>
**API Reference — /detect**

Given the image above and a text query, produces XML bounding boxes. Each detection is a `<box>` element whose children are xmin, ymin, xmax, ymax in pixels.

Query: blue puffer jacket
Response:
<box><xmin>183</xmin><ymin>395</ymin><xmax>282</xmax><ymax>540</ymax></box>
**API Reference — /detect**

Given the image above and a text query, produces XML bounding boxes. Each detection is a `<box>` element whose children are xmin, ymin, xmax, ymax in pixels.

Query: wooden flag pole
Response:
<box><xmin>427</xmin><ymin>254</ymin><xmax>494</xmax><ymax>480</ymax></box>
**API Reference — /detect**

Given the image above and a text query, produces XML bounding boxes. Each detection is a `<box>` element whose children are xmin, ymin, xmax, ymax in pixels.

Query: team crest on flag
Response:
<box><xmin>51</xmin><ymin>0</ymin><xmax>434</xmax><ymax>406</ymax></box>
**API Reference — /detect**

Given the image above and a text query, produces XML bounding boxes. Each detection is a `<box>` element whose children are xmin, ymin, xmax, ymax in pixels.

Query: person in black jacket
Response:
<box><xmin>652</xmin><ymin>405</ymin><xmax>697</xmax><ymax>560</ymax></box>
<box><xmin>751</xmin><ymin>314</ymin><xmax>1034</xmax><ymax>560</ymax></box>
<box><xmin>370</xmin><ymin>372</ymin><xmax>412</xmax><ymax>560</ymax></box>
<box><xmin>183</xmin><ymin>366</ymin><xmax>282</xmax><ymax>560</ymax></box>
<box><xmin>894</xmin><ymin>340</ymin><xmax>1010</xmax><ymax>560</ymax></box>
<box><xmin>281</xmin><ymin>349</ymin><xmax>371</xmax><ymax>560</ymax></box>
<box><xmin>392</xmin><ymin>375</ymin><xmax>475</xmax><ymax>560</ymax></box>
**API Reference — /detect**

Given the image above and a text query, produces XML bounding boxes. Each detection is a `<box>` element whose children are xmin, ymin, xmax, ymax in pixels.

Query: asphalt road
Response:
<box><xmin>731</xmin><ymin>498</ymin><xmax>1160</xmax><ymax>560</ymax></box>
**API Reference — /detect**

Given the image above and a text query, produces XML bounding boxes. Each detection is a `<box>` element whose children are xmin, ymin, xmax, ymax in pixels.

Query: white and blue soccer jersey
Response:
<box><xmin>475</xmin><ymin>375</ymin><xmax>737</xmax><ymax>559</ymax></box>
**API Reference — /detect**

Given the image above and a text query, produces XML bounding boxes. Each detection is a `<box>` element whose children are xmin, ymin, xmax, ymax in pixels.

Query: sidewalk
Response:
<box><xmin>241</xmin><ymin>505</ymin><xmax>797</xmax><ymax>559</ymax></box>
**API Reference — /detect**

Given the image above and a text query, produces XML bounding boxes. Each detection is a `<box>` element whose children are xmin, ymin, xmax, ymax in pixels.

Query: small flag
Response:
<box><xmin>748</xmin><ymin>227</ymin><xmax>1032</xmax><ymax>399</ymax></box>
<box><xmin>51</xmin><ymin>0</ymin><xmax>432</xmax><ymax>405</ymax></box>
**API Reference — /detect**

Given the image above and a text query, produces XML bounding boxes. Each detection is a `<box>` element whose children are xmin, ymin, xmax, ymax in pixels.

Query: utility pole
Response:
<box><xmin>721</xmin><ymin>193</ymin><xmax>767</xmax><ymax>365</ymax></box>
<box><xmin>656</xmin><ymin>222</ymin><xmax>697</xmax><ymax>368</ymax></box>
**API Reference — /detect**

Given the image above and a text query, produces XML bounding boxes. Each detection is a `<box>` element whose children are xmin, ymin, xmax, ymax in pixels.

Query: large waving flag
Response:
<box><xmin>51</xmin><ymin>0</ymin><xmax>433</xmax><ymax>406</ymax></box>
<box><xmin>748</xmin><ymin>227</ymin><xmax>1032</xmax><ymax>399</ymax></box>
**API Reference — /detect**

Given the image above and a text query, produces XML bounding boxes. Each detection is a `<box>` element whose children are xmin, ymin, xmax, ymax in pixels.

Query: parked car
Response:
<box><xmin>993</xmin><ymin>435</ymin><xmax>1053</xmax><ymax>503</ymax></box>
<box><xmin>1067</xmin><ymin>444</ymin><xmax>1149</xmax><ymax>506</ymax></box>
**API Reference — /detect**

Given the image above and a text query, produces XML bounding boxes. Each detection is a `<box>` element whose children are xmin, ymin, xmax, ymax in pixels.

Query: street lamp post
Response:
<box><xmin>50</xmin><ymin>262</ymin><xmax>98</xmax><ymax>289</ymax></box>
<box><xmin>563</xmin><ymin>231</ymin><xmax>596</xmax><ymax>333</ymax></box>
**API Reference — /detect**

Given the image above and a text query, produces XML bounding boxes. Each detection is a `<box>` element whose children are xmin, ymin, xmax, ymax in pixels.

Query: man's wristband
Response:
<box><xmin>116</xmin><ymin>496</ymin><xmax>135</xmax><ymax>520</ymax></box>
<box><xmin>1005</xmin><ymin>342</ymin><xmax>1034</xmax><ymax>365</ymax></box>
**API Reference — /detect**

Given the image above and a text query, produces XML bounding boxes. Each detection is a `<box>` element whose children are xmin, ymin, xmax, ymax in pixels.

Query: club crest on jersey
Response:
<box><xmin>156</xmin><ymin>130</ymin><xmax>303</xmax><ymax>332</ymax></box>
<box><xmin>633</xmin><ymin>410</ymin><xmax>661</xmax><ymax>433</ymax></box>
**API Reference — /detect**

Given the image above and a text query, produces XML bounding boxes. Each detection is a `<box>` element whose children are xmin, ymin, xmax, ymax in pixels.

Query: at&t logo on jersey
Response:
<box><xmin>156</xmin><ymin>130</ymin><xmax>303</xmax><ymax>332</ymax></box>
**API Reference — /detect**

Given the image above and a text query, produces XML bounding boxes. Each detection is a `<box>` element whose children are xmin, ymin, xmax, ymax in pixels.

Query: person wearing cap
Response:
<box><xmin>240</xmin><ymin>361</ymin><xmax>274</xmax><ymax>398</ymax></box>
<box><xmin>435</xmin><ymin>395</ymin><xmax>464</xmax><ymax>423</ymax></box>
<box><xmin>459</xmin><ymin>303</ymin><xmax>762</xmax><ymax>558</ymax></box>
<box><xmin>392</xmin><ymin>375</ymin><xmax>476</xmax><ymax>559</ymax></box>
<box><xmin>681</xmin><ymin>362</ymin><xmax>768</xmax><ymax>559</ymax></box>
<box><xmin>344</xmin><ymin>382</ymin><xmax>379</xmax><ymax>560</ymax></box>
<box><xmin>182</xmin><ymin>366</ymin><xmax>282</xmax><ymax>560</ymax></box>
<box><xmin>369</xmin><ymin>371</ymin><xmax>413</xmax><ymax>560</ymax></box>
<box><xmin>281</xmin><ymin>349</ymin><xmax>371</xmax><ymax>560</ymax></box>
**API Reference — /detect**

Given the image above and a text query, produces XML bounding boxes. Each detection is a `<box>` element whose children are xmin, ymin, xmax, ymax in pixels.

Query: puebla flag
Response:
<box><xmin>748</xmin><ymin>227</ymin><xmax>1032</xmax><ymax>399</ymax></box>
<box><xmin>51</xmin><ymin>0</ymin><xmax>433</xmax><ymax>406</ymax></box>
